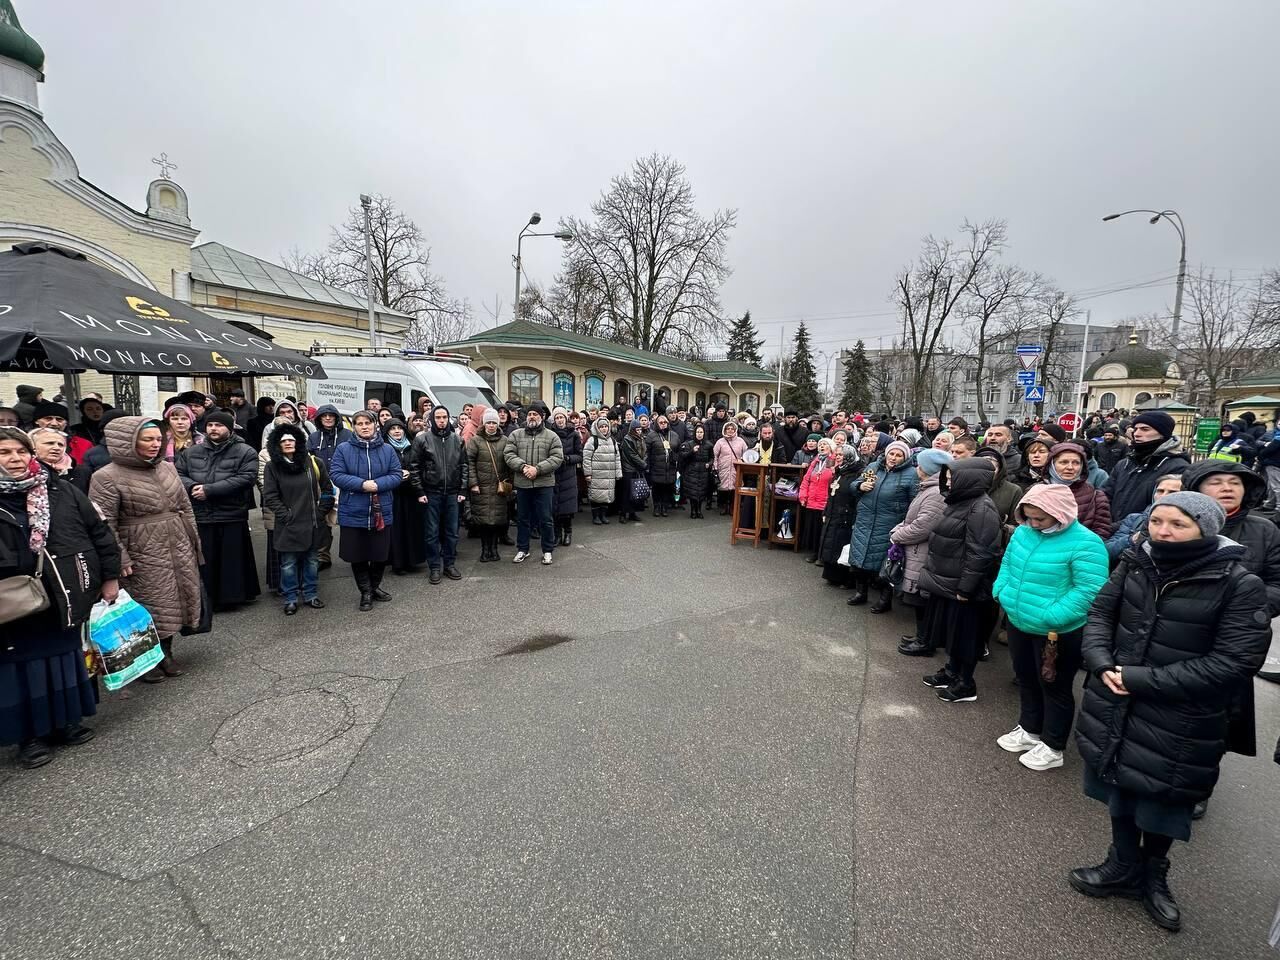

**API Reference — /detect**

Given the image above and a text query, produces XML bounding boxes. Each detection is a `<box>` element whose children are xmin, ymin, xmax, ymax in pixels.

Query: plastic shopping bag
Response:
<box><xmin>88</xmin><ymin>590</ymin><xmax>163</xmax><ymax>691</ymax></box>
<box><xmin>837</xmin><ymin>543</ymin><xmax>851</xmax><ymax>567</ymax></box>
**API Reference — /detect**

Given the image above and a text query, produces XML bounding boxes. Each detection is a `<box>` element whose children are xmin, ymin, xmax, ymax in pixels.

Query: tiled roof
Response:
<box><xmin>443</xmin><ymin>320</ymin><xmax>777</xmax><ymax>382</ymax></box>
<box><xmin>191</xmin><ymin>242</ymin><xmax>414</xmax><ymax>319</ymax></box>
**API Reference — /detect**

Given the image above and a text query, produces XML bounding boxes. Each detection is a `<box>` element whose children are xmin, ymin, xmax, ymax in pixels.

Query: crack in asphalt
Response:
<box><xmin>164</xmin><ymin>869</ymin><xmax>246</xmax><ymax>958</ymax></box>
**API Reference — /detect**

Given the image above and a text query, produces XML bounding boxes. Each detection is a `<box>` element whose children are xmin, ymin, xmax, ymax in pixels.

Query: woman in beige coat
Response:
<box><xmin>90</xmin><ymin>417</ymin><xmax>203</xmax><ymax>681</ymax></box>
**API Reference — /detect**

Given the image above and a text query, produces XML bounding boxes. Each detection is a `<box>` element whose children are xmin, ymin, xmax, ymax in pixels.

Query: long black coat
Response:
<box><xmin>679</xmin><ymin>438</ymin><xmax>714</xmax><ymax>502</ymax></box>
<box><xmin>550</xmin><ymin>425</ymin><xmax>583</xmax><ymax>516</ymax></box>
<box><xmin>176</xmin><ymin>436</ymin><xmax>258</xmax><ymax>523</ymax></box>
<box><xmin>918</xmin><ymin>459</ymin><xmax>1001</xmax><ymax>601</ymax></box>
<box><xmin>1077</xmin><ymin>542</ymin><xmax>1270</xmax><ymax>806</ymax></box>
<box><xmin>261</xmin><ymin>424</ymin><xmax>334</xmax><ymax>554</ymax></box>
<box><xmin>647</xmin><ymin>429</ymin><xmax>680</xmax><ymax>485</ymax></box>
<box><xmin>0</xmin><ymin>476</ymin><xmax>120</xmax><ymax>659</ymax></box>
<box><xmin>818</xmin><ymin>462</ymin><xmax>863</xmax><ymax>565</ymax></box>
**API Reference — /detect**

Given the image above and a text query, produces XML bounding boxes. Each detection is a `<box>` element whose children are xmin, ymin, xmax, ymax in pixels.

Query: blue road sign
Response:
<box><xmin>1023</xmin><ymin>385</ymin><xmax>1045</xmax><ymax>403</ymax></box>
<box><xmin>1016</xmin><ymin>370</ymin><xmax>1037</xmax><ymax>386</ymax></box>
<box><xmin>1016</xmin><ymin>344</ymin><xmax>1042</xmax><ymax>356</ymax></box>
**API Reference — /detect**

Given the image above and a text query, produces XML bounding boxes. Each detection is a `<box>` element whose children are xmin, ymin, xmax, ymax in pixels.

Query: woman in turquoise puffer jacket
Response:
<box><xmin>991</xmin><ymin>482</ymin><xmax>1109</xmax><ymax>773</ymax></box>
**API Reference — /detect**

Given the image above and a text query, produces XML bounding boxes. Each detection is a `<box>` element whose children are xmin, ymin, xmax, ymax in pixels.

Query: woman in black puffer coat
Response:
<box><xmin>646</xmin><ymin>414</ymin><xmax>680</xmax><ymax>518</ymax></box>
<box><xmin>819</xmin><ymin>444</ymin><xmax>863</xmax><ymax>587</ymax></box>
<box><xmin>550</xmin><ymin>410</ymin><xmax>583</xmax><ymax>546</ymax></box>
<box><xmin>1071</xmin><ymin>491</ymin><xmax>1270</xmax><ymax>934</ymax></box>
<box><xmin>678</xmin><ymin>424</ymin><xmax>714</xmax><ymax>518</ymax></box>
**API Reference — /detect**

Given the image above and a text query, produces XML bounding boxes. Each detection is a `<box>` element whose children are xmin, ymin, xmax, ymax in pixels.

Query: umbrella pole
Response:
<box><xmin>62</xmin><ymin>371</ymin><xmax>81</xmax><ymax>426</ymax></box>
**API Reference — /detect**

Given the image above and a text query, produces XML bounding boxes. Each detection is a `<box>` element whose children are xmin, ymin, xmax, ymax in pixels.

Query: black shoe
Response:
<box><xmin>284</xmin><ymin>601</ymin><xmax>299</xmax><ymax>616</ymax></box>
<box><xmin>430</xmin><ymin>569</ymin><xmax>442</xmax><ymax>584</ymax></box>
<box><xmin>54</xmin><ymin>725</ymin><xmax>95</xmax><ymax>746</ymax></box>
<box><xmin>563</xmin><ymin>530</ymin><xmax>572</xmax><ymax>546</ymax></box>
<box><xmin>444</xmin><ymin>567</ymin><xmax>462</xmax><ymax>580</ymax></box>
<box><xmin>897</xmin><ymin>639</ymin><xmax>935</xmax><ymax>657</ymax></box>
<box><xmin>499</xmin><ymin>534</ymin><xmax>515</xmax><ymax>546</ymax></box>
<box><xmin>1191</xmin><ymin>799</ymin><xmax>1208</xmax><ymax>820</ymax></box>
<box><xmin>978</xmin><ymin>644</ymin><xmax>991</xmax><ymax>662</ymax></box>
<box><xmin>805</xmin><ymin>556</ymin><xmax>820</xmax><ymax>564</ymax></box>
<box><xmin>139</xmin><ymin>668</ymin><xmax>166</xmax><ymax>684</ymax></box>
<box><xmin>592</xmin><ymin>513</ymin><xmax>603</xmax><ymax>525</ymax></box>
<box><xmin>869</xmin><ymin>590</ymin><xmax>893</xmax><ymax>614</ymax></box>
<box><xmin>922</xmin><ymin>668</ymin><xmax>957</xmax><ymax>689</ymax></box>
<box><xmin>1069</xmin><ymin>846</ymin><xmax>1143</xmax><ymax>900</ymax></box>
<box><xmin>359</xmin><ymin>593</ymin><xmax>374</xmax><ymax>612</ymax></box>
<box><xmin>1140</xmin><ymin>856</ymin><xmax>1181</xmax><ymax>932</ymax></box>
<box><xmin>318</xmin><ymin>559</ymin><xmax>333</xmax><ymax>571</ymax></box>
<box><xmin>373</xmin><ymin>587</ymin><xmax>392</xmax><ymax>602</ymax></box>
<box><xmin>618</xmin><ymin>515</ymin><xmax>629</xmax><ymax>524</ymax></box>
<box><xmin>17</xmin><ymin>739</ymin><xmax>52</xmax><ymax>768</ymax></box>
<box><xmin>937</xmin><ymin>681</ymin><xmax>978</xmax><ymax>703</ymax></box>
<box><xmin>847</xmin><ymin>591</ymin><xmax>868</xmax><ymax>606</ymax></box>
<box><xmin>600</xmin><ymin>514</ymin><xmax>610</xmax><ymax>524</ymax></box>
<box><xmin>305</xmin><ymin>598</ymin><xmax>325</xmax><ymax>609</ymax></box>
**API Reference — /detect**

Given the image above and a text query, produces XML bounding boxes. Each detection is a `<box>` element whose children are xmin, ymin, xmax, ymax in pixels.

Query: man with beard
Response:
<box><xmin>781</xmin><ymin>409</ymin><xmax>808</xmax><ymax>455</ymax></box>
<box><xmin>1094</xmin><ymin>422</ymin><xmax>1128</xmax><ymax>473</ymax></box>
<box><xmin>705</xmin><ymin>402</ymin><xmax>730</xmax><ymax>444</ymax></box>
<box><xmin>176</xmin><ymin>411</ymin><xmax>261</xmax><ymax>609</ymax></box>
<box><xmin>982</xmin><ymin>423</ymin><xmax>1022</xmax><ymax>475</ymax></box>
<box><xmin>504</xmin><ymin>401</ymin><xmax>564</xmax><ymax>565</ymax></box>
<box><xmin>1101</xmin><ymin>411</ymin><xmax>1190</xmax><ymax>521</ymax></box>
<box><xmin>228</xmin><ymin>388</ymin><xmax>252</xmax><ymax>432</ymax></box>
<box><xmin>411</xmin><ymin>406</ymin><xmax>467</xmax><ymax>584</ymax></box>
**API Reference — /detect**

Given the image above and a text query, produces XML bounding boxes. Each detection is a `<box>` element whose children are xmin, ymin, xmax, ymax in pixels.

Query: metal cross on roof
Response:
<box><xmin>151</xmin><ymin>152</ymin><xmax>177</xmax><ymax>180</ymax></box>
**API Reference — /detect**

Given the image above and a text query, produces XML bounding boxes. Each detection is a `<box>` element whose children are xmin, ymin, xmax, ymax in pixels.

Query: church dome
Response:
<box><xmin>0</xmin><ymin>1</ymin><xmax>43</xmax><ymax>74</ymax></box>
<box><xmin>1084</xmin><ymin>333</ymin><xmax>1176</xmax><ymax>381</ymax></box>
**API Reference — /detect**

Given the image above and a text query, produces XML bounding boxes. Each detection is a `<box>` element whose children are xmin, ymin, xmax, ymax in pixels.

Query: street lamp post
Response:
<box><xmin>514</xmin><ymin>212</ymin><xmax>574</xmax><ymax>321</ymax></box>
<box><xmin>361</xmin><ymin>194</ymin><xmax>377</xmax><ymax>348</ymax></box>
<box><xmin>1101</xmin><ymin>208</ymin><xmax>1187</xmax><ymax>345</ymax></box>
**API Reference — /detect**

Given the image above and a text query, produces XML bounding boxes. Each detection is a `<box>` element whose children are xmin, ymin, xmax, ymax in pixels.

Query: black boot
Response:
<box><xmin>599</xmin><ymin>508</ymin><xmax>610</xmax><ymax>525</ymax></box>
<box><xmin>592</xmin><ymin>508</ymin><xmax>603</xmax><ymax>525</ymax></box>
<box><xmin>1069</xmin><ymin>846</ymin><xmax>1143</xmax><ymax>900</ymax></box>
<box><xmin>869</xmin><ymin>586</ymin><xmax>893</xmax><ymax>614</ymax></box>
<box><xmin>1140</xmin><ymin>856</ymin><xmax>1181</xmax><ymax>932</ymax></box>
<box><xmin>562</xmin><ymin>521</ymin><xmax>572</xmax><ymax>547</ymax></box>
<box><xmin>355</xmin><ymin>568</ymin><xmax>373</xmax><ymax>611</ymax></box>
<box><xmin>159</xmin><ymin>635</ymin><xmax>184</xmax><ymax>677</ymax></box>
<box><xmin>847</xmin><ymin>580</ymin><xmax>868</xmax><ymax>605</ymax></box>
<box><xmin>653</xmin><ymin>503</ymin><xmax>661</xmax><ymax>518</ymax></box>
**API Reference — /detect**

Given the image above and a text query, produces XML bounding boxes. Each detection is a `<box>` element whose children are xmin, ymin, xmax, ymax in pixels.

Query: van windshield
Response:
<box><xmin>431</xmin><ymin>385</ymin><xmax>501</xmax><ymax>413</ymax></box>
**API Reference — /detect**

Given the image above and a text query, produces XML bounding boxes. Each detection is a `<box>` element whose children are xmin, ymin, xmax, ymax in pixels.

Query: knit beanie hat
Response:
<box><xmin>885</xmin><ymin>439</ymin><xmax>912</xmax><ymax>462</ymax></box>
<box><xmin>1132</xmin><ymin>411</ymin><xmax>1176</xmax><ymax>439</ymax></box>
<box><xmin>552</xmin><ymin>406</ymin><xmax>568</xmax><ymax>420</ymax></box>
<box><xmin>916</xmin><ymin>449</ymin><xmax>952</xmax><ymax>476</ymax></box>
<box><xmin>806</xmin><ymin>432</ymin><xmax>822</xmax><ymax>443</ymax></box>
<box><xmin>1040</xmin><ymin>423</ymin><xmax>1067</xmax><ymax>443</ymax></box>
<box><xmin>1152</xmin><ymin>491</ymin><xmax>1226</xmax><ymax>538</ymax></box>
<box><xmin>205</xmin><ymin>410</ymin><xmax>235</xmax><ymax>430</ymax></box>
<box><xmin>1015</xmin><ymin>481</ymin><xmax>1079</xmax><ymax>527</ymax></box>
<box><xmin>482</xmin><ymin>408</ymin><xmax>501</xmax><ymax>425</ymax></box>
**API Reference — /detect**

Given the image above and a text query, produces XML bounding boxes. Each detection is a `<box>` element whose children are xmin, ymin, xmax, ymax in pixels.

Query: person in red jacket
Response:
<box><xmin>798</xmin><ymin>437</ymin><xmax>835</xmax><ymax>562</ymax></box>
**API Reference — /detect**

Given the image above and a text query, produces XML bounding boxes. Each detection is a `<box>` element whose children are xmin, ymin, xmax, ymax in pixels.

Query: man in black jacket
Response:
<box><xmin>176</xmin><ymin>411</ymin><xmax>260</xmax><ymax>609</ymax></box>
<box><xmin>1094</xmin><ymin>423</ymin><xmax>1129</xmax><ymax>473</ymax></box>
<box><xmin>411</xmin><ymin>406</ymin><xmax>468</xmax><ymax>584</ymax></box>
<box><xmin>246</xmin><ymin>396</ymin><xmax>276</xmax><ymax>451</ymax></box>
<box><xmin>1102</xmin><ymin>411</ymin><xmax>1189</xmax><ymax>520</ymax></box>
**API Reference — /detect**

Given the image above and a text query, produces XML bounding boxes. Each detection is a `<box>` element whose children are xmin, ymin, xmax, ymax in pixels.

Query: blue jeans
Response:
<box><xmin>279</xmin><ymin>549</ymin><xmax>319</xmax><ymax>603</ymax></box>
<box><xmin>423</xmin><ymin>493</ymin><xmax>460</xmax><ymax>570</ymax></box>
<box><xmin>516</xmin><ymin>486</ymin><xmax>556</xmax><ymax>554</ymax></box>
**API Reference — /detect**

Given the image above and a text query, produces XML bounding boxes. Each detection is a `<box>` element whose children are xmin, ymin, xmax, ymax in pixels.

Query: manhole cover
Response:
<box><xmin>214</xmin><ymin>690</ymin><xmax>356</xmax><ymax>765</ymax></box>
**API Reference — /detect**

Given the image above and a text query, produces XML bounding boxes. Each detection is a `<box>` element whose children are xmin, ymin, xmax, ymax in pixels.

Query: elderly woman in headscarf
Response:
<box><xmin>798</xmin><ymin>437</ymin><xmax>840</xmax><ymax>560</ymax></box>
<box><xmin>712</xmin><ymin>419</ymin><xmax>748</xmax><ymax>518</ymax></box>
<box><xmin>818</xmin><ymin>442</ymin><xmax>865</xmax><ymax>587</ymax></box>
<box><xmin>847</xmin><ymin>438</ymin><xmax>920</xmax><ymax>612</ymax></box>
<box><xmin>0</xmin><ymin>427</ymin><xmax>121</xmax><ymax>768</ymax></box>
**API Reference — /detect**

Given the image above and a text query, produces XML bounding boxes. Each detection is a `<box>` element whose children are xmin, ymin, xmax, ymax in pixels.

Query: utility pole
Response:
<box><xmin>361</xmin><ymin>194</ymin><xmax>377</xmax><ymax>348</ymax></box>
<box><xmin>776</xmin><ymin>326</ymin><xmax>784</xmax><ymax>407</ymax></box>
<box><xmin>1072</xmin><ymin>310</ymin><xmax>1092</xmax><ymax>435</ymax></box>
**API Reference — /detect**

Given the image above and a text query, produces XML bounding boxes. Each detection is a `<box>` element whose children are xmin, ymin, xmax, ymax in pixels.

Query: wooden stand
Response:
<box><xmin>730</xmin><ymin>461</ymin><xmax>768</xmax><ymax>546</ymax></box>
<box><xmin>766</xmin><ymin>463</ymin><xmax>806</xmax><ymax>550</ymax></box>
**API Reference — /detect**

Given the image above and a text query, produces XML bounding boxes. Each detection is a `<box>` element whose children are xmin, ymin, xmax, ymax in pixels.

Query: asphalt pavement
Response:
<box><xmin>1</xmin><ymin>510</ymin><xmax>1277</xmax><ymax>959</ymax></box>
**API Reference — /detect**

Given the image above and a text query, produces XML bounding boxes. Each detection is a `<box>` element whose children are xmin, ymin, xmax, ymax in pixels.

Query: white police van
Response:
<box><xmin>305</xmin><ymin>347</ymin><xmax>500</xmax><ymax>416</ymax></box>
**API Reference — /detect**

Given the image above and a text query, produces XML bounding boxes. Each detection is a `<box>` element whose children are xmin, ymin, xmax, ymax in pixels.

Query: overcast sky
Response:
<box><xmin>22</xmin><ymin>0</ymin><xmax>1280</xmax><ymax>360</ymax></box>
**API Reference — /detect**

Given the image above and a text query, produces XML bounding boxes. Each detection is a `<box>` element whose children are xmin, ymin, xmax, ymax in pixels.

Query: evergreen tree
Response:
<box><xmin>785</xmin><ymin>322</ymin><xmax>822</xmax><ymax>412</ymax></box>
<box><xmin>838</xmin><ymin>339</ymin><xmax>873</xmax><ymax>412</ymax></box>
<box><xmin>725</xmin><ymin>310</ymin><xmax>766</xmax><ymax>367</ymax></box>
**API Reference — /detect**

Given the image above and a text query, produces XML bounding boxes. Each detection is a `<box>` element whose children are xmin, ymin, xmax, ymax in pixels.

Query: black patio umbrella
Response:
<box><xmin>0</xmin><ymin>242</ymin><xmax>326</xmax><ymax>378</ymax></box>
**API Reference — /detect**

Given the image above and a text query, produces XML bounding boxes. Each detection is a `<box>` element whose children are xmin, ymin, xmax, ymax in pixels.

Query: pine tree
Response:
<box><xmin>838</xmin><ymin>340</ymin><xmax>873</xmax><ymax>412</ymax></box>
<box><xmin>785</xmin><ymin>321</ymin><xmax>822</xmax><ymax>412</ymax></box>
<box><xmin>725</xmin><ymin>310</ymin><xmax>766</xmax><ymax>367</ymax></box>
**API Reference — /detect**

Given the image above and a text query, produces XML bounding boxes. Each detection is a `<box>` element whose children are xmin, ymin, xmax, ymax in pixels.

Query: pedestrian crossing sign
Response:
<box><xmin>1023</xmin><ymin>385</ymin><xmax>1045</xmax><ymax>402</ymax></box>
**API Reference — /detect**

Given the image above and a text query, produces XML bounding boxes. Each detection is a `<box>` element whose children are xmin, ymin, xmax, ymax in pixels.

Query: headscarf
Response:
<box><xmin>0</xmin><ymin>427</ymin><xmax>50</xmax><ymax>552</ymax></box>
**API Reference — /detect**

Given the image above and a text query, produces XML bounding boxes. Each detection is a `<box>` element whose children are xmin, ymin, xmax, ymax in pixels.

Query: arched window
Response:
<box><xmin>676</xmin><ymin>388</ymin><xmax>689</xmax><ymax>409</ymax></box>
<box><xmin>508</xmin><ymin>367</ymin><xmax>542</xmax><ymax>406</ymax></box>
<box><xmin>709</xmin><ymin>392</ymin><xmax>730</xmax><ymax>409</ymax></box>
<box><xmin>553</xmin><ymin>370</ymin><xmax>575</xmax><ymax>410</ymax></box>
<box><xmin>614</xmin><ymin>379</ymin><xmax>630</xmax><ymax>406</ymax></box>
<box><xmin>584</xmin><ymin>370</ymin><xmax>605</xmax><ymax>408</ymax></box>
<box><xmin>1099</xmin><ymin>392</ymin><xmax>1117</xmax><ymax>410</ymax></box>
<box><xmin>476</xmin><ymin>367</ymin><xmax>496</xmax><ymax>389</ymax></box>
<box><xmin>1134</xmin><ymin>392</ymin><xmax>1152</xmax><ymax>405</ymax></box>
<box><xmin>740</xmin><ymin>392</ymin><xmax>760</xmax><ymax>414</ymax></box>
<box><xmin>695</xmin><ymin>391</ymin><xmax>707</xmax><ymax>411</ymax></box>
<box><xmin>656</xmin><ymin>386</ymin><xmax>671</xmax><ymax>412</ymax></box>
<box><xmin>765</xmin><ymin>393</ymin><xmax>774</xmax><ymax>408</ymax></box>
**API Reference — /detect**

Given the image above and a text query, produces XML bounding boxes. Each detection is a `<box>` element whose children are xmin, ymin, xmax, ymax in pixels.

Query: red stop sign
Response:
<box><xmin>1057</xmin><ymin>412</ymin><xmax>1081</xmax><ymax>434</ymax></box>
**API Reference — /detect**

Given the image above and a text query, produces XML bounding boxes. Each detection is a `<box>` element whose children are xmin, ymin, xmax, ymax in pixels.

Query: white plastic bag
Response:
<box><xmin>837</xmin><ymin>543</ymin><xmax>851</xmax><ymax>567</ymax></box>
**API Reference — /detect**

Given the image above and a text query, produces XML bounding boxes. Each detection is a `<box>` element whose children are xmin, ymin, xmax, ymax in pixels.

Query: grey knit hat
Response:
<box><xmin>1151</xmin><ymin>491</ymin><xmax>1226</xmax><ymax>538</ymax></box>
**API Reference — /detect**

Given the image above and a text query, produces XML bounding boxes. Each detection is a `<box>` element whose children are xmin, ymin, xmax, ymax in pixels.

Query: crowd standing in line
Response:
<box><xmin>2</xmin><ymin>384</ymin><xmax>1279</xmax><ymax>937</ymax></box>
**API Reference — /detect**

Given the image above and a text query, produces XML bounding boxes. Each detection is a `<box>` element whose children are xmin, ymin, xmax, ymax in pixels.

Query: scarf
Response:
<box><xmin>0</xmin><ymin>458</ymin><xmax>50</xmax><ymax>552</ymax></box>
<box><xmin>387</xmin><ymin>434</ymin><xmax>410</xmax><ymax>451</ymax></box>
<box><xmin>1147</xmin><ymin>535</ymin><xmax>1218</xmax><ymax>583</ymax></box>
<box><xmin>1130</xmin><ymin>436</ymin><xmax>1165</xmax><ymax>463</ymax></box>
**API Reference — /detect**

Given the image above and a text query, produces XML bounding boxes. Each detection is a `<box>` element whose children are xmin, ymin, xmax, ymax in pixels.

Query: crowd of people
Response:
<box><xmin>2</xmin><ymin>382</ymin><xmax>1278</xmax><ymax>935</ymax></box>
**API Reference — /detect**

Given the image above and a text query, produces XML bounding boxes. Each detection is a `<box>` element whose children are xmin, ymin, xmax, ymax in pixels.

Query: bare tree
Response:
<box><xmin>893</xmin><ymin>219</ymin><xmax>1007</xmax><ymax>412</ymax></box>
<box><xmin>528</xmin><ymin>254</ymin><xmax>611</xmax><ymax>337</ymax></box>
<box><xmin>1029</xmin><ymin>286</ymin><xmax>1080</xmax><ymax>419</ymax></box>
<box><xmin>285</xmin><ymin>195</ymin><xmax>473</xmax><ymax>348</ymax></box>
<box><xmin>564</xmin><ymin>154</ymin><xmax>736</xmax><ymax>356</ymax></box>
<box><xmin>961</xmin><ymin>263</ymin><xmax>1037</xmax><ymax>423</ymax></box>
<box><xmin>1156</xmin><ymin>268</ymin><xmax>1280</xmax><ymax>412</ymax></box>
<box><xmin>925</xmin><ymin>349</ymin><xmax>966</xmax><ymax>419</ymax></box>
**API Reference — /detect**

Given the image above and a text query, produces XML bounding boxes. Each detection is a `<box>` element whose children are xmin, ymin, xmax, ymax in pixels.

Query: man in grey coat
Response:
<box><xmin>503</xmin><ymin>401</ymin><xmax>564</xmax><ymax>565</ymax></box>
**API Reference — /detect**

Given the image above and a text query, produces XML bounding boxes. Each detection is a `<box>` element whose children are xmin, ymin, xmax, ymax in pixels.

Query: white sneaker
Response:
<box><xmin>513</xmin><ymin>551</ymin><xmax>528</xmax><ymax>564</ymax></box>
<box><xmin>1019</xmin><ymin>741</ymin><xmax>1064</xmax><ymax>771</ymax></box>
<box><xmin>996</xmin><ymin>725</ymin><xmax>1042</xmax><ymax>753</ymax></box>
<box><xmin>541</xmin><ymin>552</ymin><xmax>553</xmax><ymax>565</ymax></box>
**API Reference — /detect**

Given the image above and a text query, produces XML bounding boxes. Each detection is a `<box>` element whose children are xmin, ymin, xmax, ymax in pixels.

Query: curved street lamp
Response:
<box><xmin>514</xmin><ymin>212</ymin><xmax>574</xmax><ymax>321</ymax></box>
<box><xmin>1101</xmin><ymin>208</ymin><xmax>1187</xmax><ymax>345</ymax></box>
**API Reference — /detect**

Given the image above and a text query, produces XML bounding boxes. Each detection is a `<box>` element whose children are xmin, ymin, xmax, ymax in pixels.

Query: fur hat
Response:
<box><xmin>1152</xmin><ymin>491</ymin><xmax>1226</xmax><ymax>538</ymax></box>
<box><xmin>32</xmin><ymin>400</ymin><xmax>69</xmax><ymax>421</ymax></box>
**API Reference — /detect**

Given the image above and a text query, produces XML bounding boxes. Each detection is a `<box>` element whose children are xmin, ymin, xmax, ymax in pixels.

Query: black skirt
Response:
<box><xmin>799</xmin><ymin>507</ymin><xmax>824</xmax><ymax>553</ymax></box>
<box><xmin>199</xmin><ymin>521</ymin><xmax>261</xmax><ymax>608</ymax></box>
<box><xmin>0</xmin><ymin>642</ymin><xmax>96</xmax><ymax>745</ymax></box>
<box><xmin>340</xmin><ymin>525</ymin><xmax>392</xmax><ymax>564</ymax></box>
<box><xmin>389</xmin><ymin>489</ymin><xmax>426</xmax><ymax>571</ymax></box>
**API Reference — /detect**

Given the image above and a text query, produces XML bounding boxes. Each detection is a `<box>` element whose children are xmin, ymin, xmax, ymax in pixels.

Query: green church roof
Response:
<box><xmin>0</xmin><ymin>1</ymin><xmax>44</xmax><ymax>74</ymax></box>
<box><xmin>1084</xmin><ymin>341</ymin><xmax>1175</xmax><ymax>381</ymax></box>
